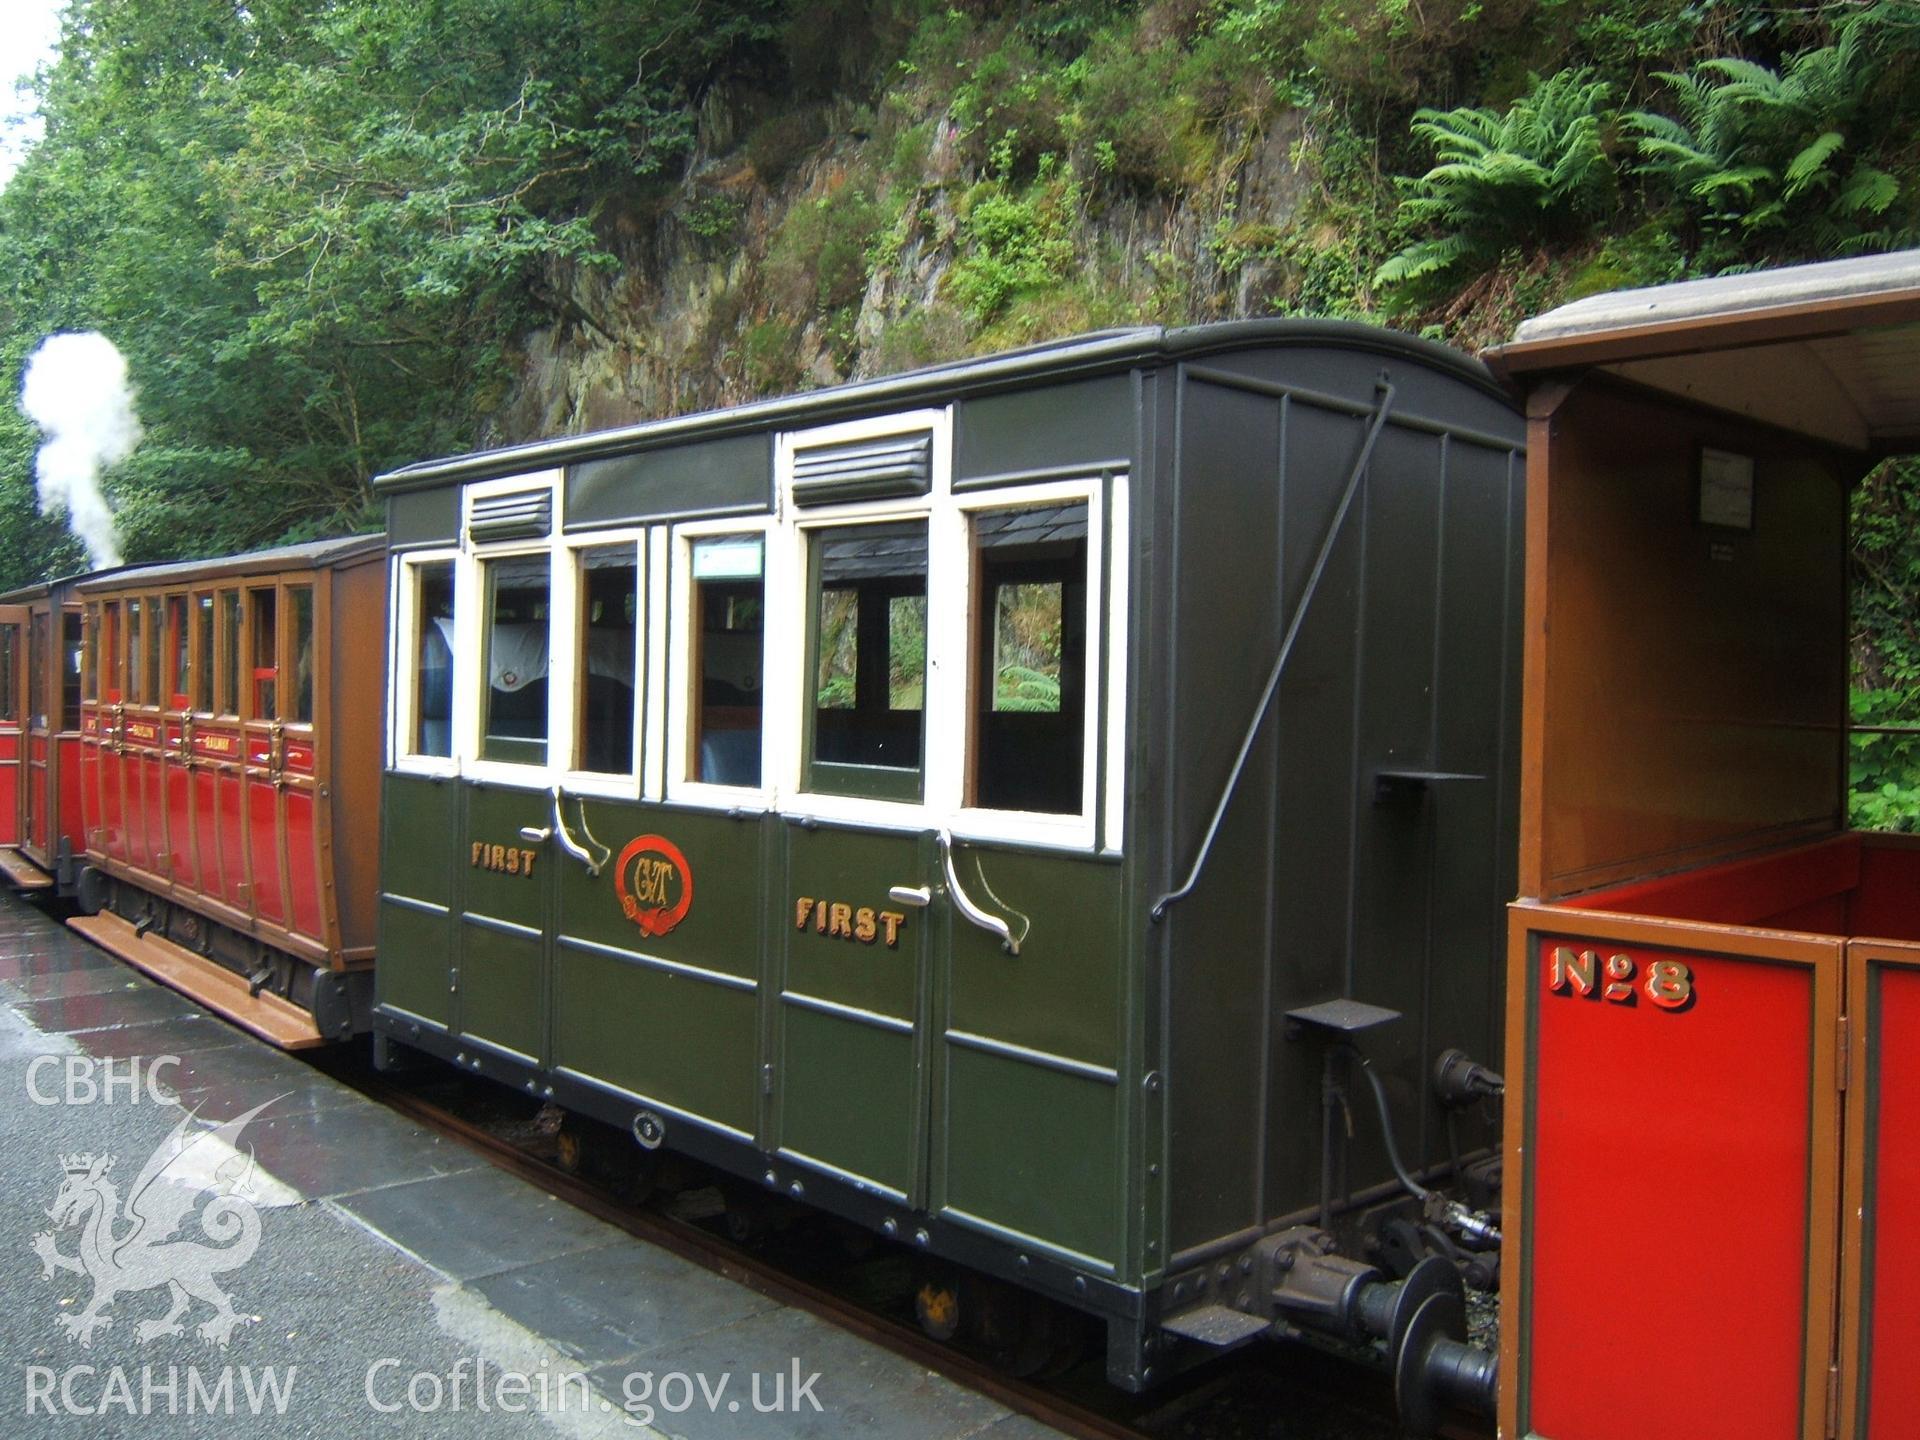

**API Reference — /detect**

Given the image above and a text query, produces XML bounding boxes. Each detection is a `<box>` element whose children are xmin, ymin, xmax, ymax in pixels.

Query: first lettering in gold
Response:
<box><xmin>794</xmin><ymin>896</ymin><xmax>906</xmax><ymax>948</ymax></box>
<box><xmin>472</xmin><ymin>841</ymin><xmax>537</xmax><ymax>877</ymax></box>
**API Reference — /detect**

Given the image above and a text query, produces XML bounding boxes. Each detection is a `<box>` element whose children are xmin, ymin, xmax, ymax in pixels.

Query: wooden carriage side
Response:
<box><xmin>1486</xmin><ymin>250</ymin><xmax>1920</xmax><ymax>1440</ymax></box>
<box><xmin>69</xmin><ymin>535</ymin><xmax>386</xmax><ymax>1046</ymax></box>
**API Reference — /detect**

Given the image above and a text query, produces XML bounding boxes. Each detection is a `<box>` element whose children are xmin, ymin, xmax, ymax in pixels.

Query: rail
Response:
<box><xmin>1151</xmin><ymin>379</ymin><xmax>1398</xmax><ymax>923</ymax></box>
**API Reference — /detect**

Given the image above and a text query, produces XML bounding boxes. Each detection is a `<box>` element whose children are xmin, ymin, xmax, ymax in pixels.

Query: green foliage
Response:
<box><xmin>948</xmin><ymin>182</ymin><xmax>1079</xmax><ymax>325</ymax></box>
<box><xmin>1625</xmin><ymin>9</ymin><xmax>1911</xmax><ymax>267</ymax></box>
<box><xmin>1376</xmin><ymin>70</ymin><xmax>1618</xmax><ymax>291</ymax></box>
<box><xmin>1851</xmin><ymin>690</ymin><xmax>1920</xmax><ymax>833</ymax></box>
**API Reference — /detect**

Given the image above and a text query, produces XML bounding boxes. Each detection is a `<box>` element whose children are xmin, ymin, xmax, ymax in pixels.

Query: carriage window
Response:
<box><xmin>102</xmin><ymin>601</ymin><xmax>122</xmax><ymax>704</ymax></box>
<box><xmin>61</xmin><ymin>612</ymin><xmax>82</xmax><ymax>733</ymax></box>
<box><xmin>480</xmin><ymin>553</ymin><xmax>551</xmax><ymax>765</ymax></box>
<box><xmin>807</xmin><ymin>521</ymin><xmax>927</xmax><ymax>800</ymax></box>
<box><xmin>80</xmin><ymin>605</ymin><xmax>96</xmax><ymax>705</ymax></box>
<box><xmin>125</xmin><ymin>599</ymin><xmax>143</xmax><ymax>705</ymax></box>
<box><xmin>249</xmin><ymin>587</ymin><xmax>277</xmax><ymax>719</ymax></box>
<box><xmin>193</xmin><ymin>594</ymin><xmax>214</xmax><ymax>713</ymax></box>
<box><xmin>970</xmin><ymin>503</ymin><xmax>1088</xmax><ymax>814</ymax></box>
<box><xmin>574</xmin><ymin>545</ymin><xmax>637</xmax><ymax>775</ymax></box>
<box><xmin>217</xmin><ymin>590</ymin><xmax>240</xmax><ymax>716</ymax></box>
<box><xmin>0</xmin><ymin>624</ymin><xmax>17</xmax><ymax>722</ymax></box>
<box><xmin>28</xmin><ymin>612</ymin><xmax>47</xmax><ymax>730</ymax></box>
<box><xmin>409</xmin><ymin>562</ymin><xmax>454</xmax><ymax>759</ymax></box>
<box><xmin>287</xmin><ymin>585</ymin><xmax>314</xmax><ymax>724</ymax></box>
<box><xmin>691</xmin><ymin>537</ymin><xmax>764</xmax><ymax>787</ymax></box>
<box><xmin>143</xmin><ymin>594</ymin><xmax>162</xmax><ymax>705</ymax></box>
<box><xmin>167</xmin><ymin>596</ymin><xmax>188</xmax><ymax>709</ymax></box>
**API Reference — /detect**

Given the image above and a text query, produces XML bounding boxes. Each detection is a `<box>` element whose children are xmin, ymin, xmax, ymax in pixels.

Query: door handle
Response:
<box><xmin>518</xmin><ymin>825</ymin><xmax>553</xmax><ymax>844</ymax></box>
<box><xmin>939</xmin><ymin>829</ymin><xmax>1024</xmax><ymax>956</ymax></box>
<box><xmin>888</xmin><ymin>884</ymin><xmax>932</xmax><ymax>908</ymax></box>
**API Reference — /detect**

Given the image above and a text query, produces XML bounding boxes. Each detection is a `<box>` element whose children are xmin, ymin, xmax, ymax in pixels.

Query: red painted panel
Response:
<box><xmin>1850</xmin><ymin>846</ymin><xmax>1920</xmax><ymax>943</ymax></box>
<box><xmin>284</xmin><ymin>786</ymin><xmax>322</xmax><ymax>939</ymax></box>
<box><xmin>216</xmin><ymin>770</ymin><xmax>247</xmax><ymax>905</ymax></box>
<box><xmin>77</xmin><ymin>719</ymin><xmax>99</xmax><ymax>854</ymax></box>
<box><xmin>56</xmin><ymin>735</ymin><xmax>84</xmax><ymax>855</ymax></box>
<box><xmin>161</xmin><ymin>726</ymin><xmax>194</xmax><ymax>891</ymax></box>
<box><xmin>121</xmin><ymin>745</ymin><xmax>150</xmax><ymax>871</ymax></box>
<box><xmin>283</xmin><ymin>736</ymin><xmax>315</xmax><ymax>776</ymax></box>
<box><xmin>0</xmin><ymin>731</ymin><xmax>20</xmax><ymax>846</ymax></box>
<box><xmin>99</xmin><ymin>743</ymin><xmax>126</xmax><ymax>863</ymax></box>
<box><xmin>246</xmin><ymin>780</ymin><xmax>284</xmax><ymax>926</ymax></box>
<box><xmin>1567</xmin><ymin>834</ymin><xmax>1860</xmax><ymax>927</ymax></box>
<box><xmin>1529</xmin><ymin>939</ymin><xmax>1813</xmax><ymax>1440</ymax></box>
<box><xmin>141</xmin><ymin>751</ymin><xmax>168</xmax><ymax>878</ymax></box>
<box><xmin>191</xmin><ymin>768</ymin><xmax>224</xmax><ymax>905</ymax></box>
<box><xmin>1865</xmin><ymin>964</ymin><xmax>1920</xmax><ymax>1437</ymax></box>
<box><xmin>27</xmin><ymin>737</ymin><xmax>47</xmax><ymax>853</ymax></box>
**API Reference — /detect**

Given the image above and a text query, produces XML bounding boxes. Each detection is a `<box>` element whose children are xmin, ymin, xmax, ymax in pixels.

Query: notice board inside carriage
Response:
<box><xmin>1486</xmin><ymin>252</ymin><xmax>1920</xmax><ymax>1440</ymax></box>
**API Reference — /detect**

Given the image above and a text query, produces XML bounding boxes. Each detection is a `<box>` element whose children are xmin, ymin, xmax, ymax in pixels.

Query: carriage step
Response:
<box><xmin>67</xmin><ymin>911</ymin><xmax>326</xmax><ymax>1050</ymax></box>
<box><xmin>0</xmin><ymin>846</ymin><xmax>54</xmax><ymax>890</ymax></box>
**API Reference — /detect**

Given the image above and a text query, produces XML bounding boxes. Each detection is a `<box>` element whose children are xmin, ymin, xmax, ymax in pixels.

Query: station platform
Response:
<box><xmin>0</xmin><ymin>893</ymin><xmax>1072</xmax><ymax>1439</ymax></box>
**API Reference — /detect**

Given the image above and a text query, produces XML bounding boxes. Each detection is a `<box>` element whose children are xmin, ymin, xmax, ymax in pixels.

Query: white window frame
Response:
<box><xmin>947</xmin><ymin>477</ymin><xmax>1105</xmax><ymax>852</ymax></box>
<box><xmin>752</xmin><ymin>406</ymin><xmax>1126</xmax><ymax>853</ymax></box>
<box><xmin>457</xmin><ymin>469</ymin><xmax>566</xmax><ymax>790</ymax></box>
<box><xmin>666</xmin><ymin>516</ymin><xmax>774</xmax><ymax>810</ymax></box>
<box><xmin>559</xmin><ymin>529</ymin><xmax>647</xmax><ymax>800</ymax></box>
<box><xmin>388</xmin><ymin>547</ymin><xmax>460</xmax><ymax>778</ymax></box>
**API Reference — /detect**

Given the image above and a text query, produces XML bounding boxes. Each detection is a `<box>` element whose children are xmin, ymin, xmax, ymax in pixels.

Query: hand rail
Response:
<box><xmin>549</xmin><ymin>786</ymin><xmax>609</xmax><ymax>877</ymax></box>
<box><xmin>940</xmin><ymin>828</ymin><xmax>1022</xmax><ymax>956</ymax></box>
<box><xmin>1151</xmin><ymin>378</ymin><xmax>1398</xmax><ymax>923</ymax></box>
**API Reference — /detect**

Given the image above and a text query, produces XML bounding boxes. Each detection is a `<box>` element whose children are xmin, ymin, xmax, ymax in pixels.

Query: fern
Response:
<box><xmin>1375</xmin><ymin>69</ymin><xmax>1617</xmax><ymax>292</ymax></box>
<box><xmin>1625</xmin><ymin>8</ymin><xmax>1909</xmax><ymax>266</ymax></box>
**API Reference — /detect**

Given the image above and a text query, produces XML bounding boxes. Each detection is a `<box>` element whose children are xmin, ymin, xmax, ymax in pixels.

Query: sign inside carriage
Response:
<box><xmin>615</xmin><ymin>834</ymin><xmax>693</xmax><ymax>938</ymax></box>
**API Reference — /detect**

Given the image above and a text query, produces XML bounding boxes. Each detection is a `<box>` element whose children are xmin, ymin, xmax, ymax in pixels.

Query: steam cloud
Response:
<box><xmin>19</xmin><ymin>331</ymin><xmax>140</xmax><ymax>569</ymax></box>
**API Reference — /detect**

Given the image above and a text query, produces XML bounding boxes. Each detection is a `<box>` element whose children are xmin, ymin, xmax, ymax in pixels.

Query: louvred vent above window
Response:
<box><xmin>791</xmin><ymin>431</ymin><xmax>933</xmax><ymax>506</ymax></box>
<box><xmin>468</xmin><ymin>488</ymin><xmax>552</xmax><ymax>543</ymax></box>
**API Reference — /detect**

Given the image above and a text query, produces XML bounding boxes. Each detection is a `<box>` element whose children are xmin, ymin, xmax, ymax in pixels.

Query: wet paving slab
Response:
<box><xmin>333</xmin><ymin>1166</ymin><xmax>631</xmax><ymax>1282</ymax></box>
<box><xmin>0</xmin><ymin>891</ymin><xmax>1082</xmax><ymax>1440</ymax></box>
<box><xmin>473</xmin><ymin>1240</ymin><xmax>783</xmax><ymax>1369</ymax></box>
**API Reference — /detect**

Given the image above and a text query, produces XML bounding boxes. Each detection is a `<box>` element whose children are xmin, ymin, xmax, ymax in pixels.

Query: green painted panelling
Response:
<box><xmin>941</xmin><ymin>1044</ymin><xmax>1120</xmax><ymax>1268</ymax></box>
<box><xmin>381</xmin><ymin>773</ymin><xmax>457</xmax><ymax>904</ymax></box>
<box><xmin>376</xmin><ymin>900</ymin><xmax>451</xmax><ymax>1024</ymax></box>
<box><xmin>778</xmin><ymin>1003</ymin><xmax>915</xmax><ymax>1194</ymax></box>
<box><xmin>459</xmin><ymin>922</ymin><xmax>545</xmax><ymax>1060</ymax></box>
<box><xmin>460</xmin><ymin>787</ymin><xmax>550</xmax><ymax>930</ymax></box>
<box><xmin>782</xmin><ymin>826</ymin><xmax>924</xmax><ymax>1020</ymax></box>
<box><xmin>954</xmin><ymin>375</ymin><xmax>1133</xmax><ymax>486</ymax></box>
<box><xmin>388</xmin><ymin>486</ymin><xmax>460</xmax><ymax>547</ymax></box>
<box><xmin>947</xmin><ymin>845</ymin><xmax>1120</xmax><ymax>1066</ymax></box>
<box><xmin>559</xmin><ymin>802</ymin><xmax>762</xmax><ymax>982</ymax></box>
<box><xmin>553</xmin><ymin>946</ymin><xmax>758</xmax><ymax>1134</ymax></box>
<box><xmin>566</xmin><ymin>431</ymin><xmax>770</xmax><ymax>528</ymax></box>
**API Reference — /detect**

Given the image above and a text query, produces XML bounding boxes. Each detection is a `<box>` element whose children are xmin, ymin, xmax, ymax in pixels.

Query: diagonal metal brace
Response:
<box><xmin>1151</xmin><ymin>378</ymin><xmax>1398</xmax><ymax>923</ymax></box>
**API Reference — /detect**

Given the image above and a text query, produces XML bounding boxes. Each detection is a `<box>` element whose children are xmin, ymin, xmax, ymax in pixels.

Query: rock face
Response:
<box><xmin>481</xmin><ymin>84</ymin><xmax>1323</xmax><ymax>446</ymax></box>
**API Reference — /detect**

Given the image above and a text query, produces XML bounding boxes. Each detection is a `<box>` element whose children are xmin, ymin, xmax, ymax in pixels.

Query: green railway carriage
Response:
<box><xmin>370</xmin><ymin>321</ymin><xmax>1524</xmax><ymax>1408</ymax></box>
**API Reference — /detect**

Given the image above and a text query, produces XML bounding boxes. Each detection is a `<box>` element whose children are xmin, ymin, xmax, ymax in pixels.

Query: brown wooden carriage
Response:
<box><xmin>1486</xmin><ymin>251</ymin><xmax>1920</xmax><ymax>1440</ymax></box>
<box><xmin>68</xmin><ymin>536</ymin><xmax>386</xmax><ymax>1047</ymax></box>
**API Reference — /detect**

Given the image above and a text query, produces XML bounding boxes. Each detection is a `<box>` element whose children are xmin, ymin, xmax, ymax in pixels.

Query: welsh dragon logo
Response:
<box><xmin>31</xmin><ymin>1097</ymin><xmax>281</xmax><ymax>1348</ymax></box>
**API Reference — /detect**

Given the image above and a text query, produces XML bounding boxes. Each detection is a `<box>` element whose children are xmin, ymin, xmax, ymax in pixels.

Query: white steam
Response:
<box><xmin>19</xmin><ymin>331</ymin><xmax>140</xmax><ymax>568</ymax></box>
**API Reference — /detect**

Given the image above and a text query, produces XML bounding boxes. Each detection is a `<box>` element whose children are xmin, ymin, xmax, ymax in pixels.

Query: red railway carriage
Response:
<box><xmin>1485</xmin><ymin>250</ymin><xmax>1920</xmax><ymax>1440</ymax></box>
<box><xmin>68</xmin><ymin>536</ymin><xmax>387</xmax><ymax>1047</ymax></box>
<box><xmin>0</xmin><ymin>576</ymin><xmax>92</xmax><ymax>893</ymax></box>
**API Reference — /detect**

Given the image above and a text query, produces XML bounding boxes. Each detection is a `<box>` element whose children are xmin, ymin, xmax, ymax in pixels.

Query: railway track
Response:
<box><xmin>309</xmin><ymin>1047</ymin><xmax>1415</xmax><ymax>1440</ymax></box>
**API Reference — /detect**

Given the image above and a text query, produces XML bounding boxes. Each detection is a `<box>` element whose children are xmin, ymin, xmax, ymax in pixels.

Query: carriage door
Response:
<box><xmin>0</xmin><ymin>606</ymin><xmax>25</xmax><ymax>847</ymax></box>
<box><xmin>23</xmin><ymin>604</ymin><xmax>51</xmax><ymax>860</ymax></box>
<box><xmin>240</xmin><ymin>584</ymin><xmax>288</xmax><ymax>927</ymax></box>
<box><xmin>772</xmin><ymin>459</ymin><xmax>940</xmax><ymax>1206</ymax></box>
